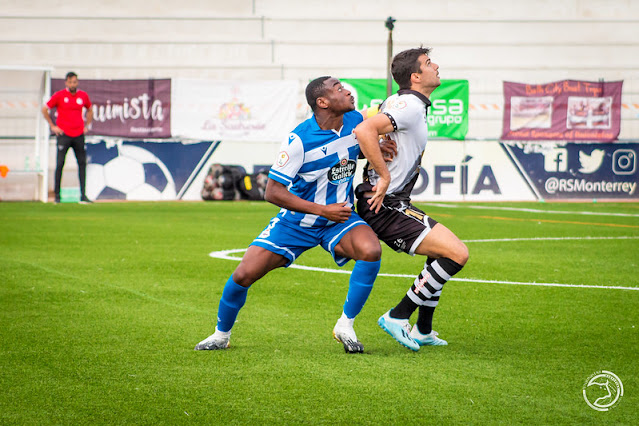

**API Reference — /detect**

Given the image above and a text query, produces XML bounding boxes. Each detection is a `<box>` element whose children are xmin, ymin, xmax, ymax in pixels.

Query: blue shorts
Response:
<box><xmin>251</xmin><ymin>212</ymin><xmax>370</xmax><ymax>267</ymax></box>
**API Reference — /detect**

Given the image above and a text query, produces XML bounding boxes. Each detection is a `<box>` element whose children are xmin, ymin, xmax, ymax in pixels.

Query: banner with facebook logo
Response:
<box><xmin>501</xmin><ymin>142</ymin><xmax>638</xmax><ymax>199</ymax></box>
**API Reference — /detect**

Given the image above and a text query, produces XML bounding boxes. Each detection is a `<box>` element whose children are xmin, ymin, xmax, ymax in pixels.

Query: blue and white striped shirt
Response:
<box><xmin>268</xmin><ymin>110</ymin><xmax>363</xmax><ymax>228</ymax></box>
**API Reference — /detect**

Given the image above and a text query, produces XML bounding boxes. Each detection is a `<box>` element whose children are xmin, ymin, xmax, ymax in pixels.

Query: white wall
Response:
<box><xmin>1</xmin><ymin>0</ymin><xmax>638</xmax><ymax>198</ymax></box>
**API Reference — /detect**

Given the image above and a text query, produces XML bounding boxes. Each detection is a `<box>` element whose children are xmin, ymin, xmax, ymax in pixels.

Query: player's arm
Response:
<box><xmin>357</xmin><ymin>105</ymin><xmax>397</xmax><ymax>160</ymax></box>
<box><xmin>84</xmin><ymin>107</ymin><xmax>93</xmax><ymax>134</ymax></box>
<box><xmin>354</xmin><ymin>113</ymin><xmax>395</xmax><ymax>213</ymax></box>
<box><xmin>41</xmin><ymin>102</ymin><xmax>63</xmax><ymax>136</ymax></box>
<box><xmin>264</xmin><ymin>179</ymin><xmax>351</xmax><ymax>223</ymax></box>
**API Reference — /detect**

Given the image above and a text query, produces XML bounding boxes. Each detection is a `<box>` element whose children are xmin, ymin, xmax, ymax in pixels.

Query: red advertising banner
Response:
<box><xmin>501</xmin><ymin>80</ymin><xmax>623</xmax><ymax>142</ymax></box>
<box><xmin>51</xmin><ymin>79</ymin><xmax>171</xmax><ymax>138</ymax></box>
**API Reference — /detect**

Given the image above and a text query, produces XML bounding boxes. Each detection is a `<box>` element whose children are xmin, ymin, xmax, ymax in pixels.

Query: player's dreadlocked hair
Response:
<box><xmin>305</xmin><ymin>76</ymin><xmax>332</xmax><ymax>112</ymax></box>
<box><xmin>391</xmin><ymin>46</ymin><xmax>431</xmax><ymax>90</ymax></box>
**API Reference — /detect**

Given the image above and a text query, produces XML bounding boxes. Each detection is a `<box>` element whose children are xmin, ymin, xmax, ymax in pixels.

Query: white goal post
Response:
<box><xmin>0</xmin><ymin>65</ymin><xmax>52</xmax><ymax>202</ymax></box>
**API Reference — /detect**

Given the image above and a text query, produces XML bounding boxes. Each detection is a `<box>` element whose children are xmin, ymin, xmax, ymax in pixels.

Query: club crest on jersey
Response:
<box><xmin>388</xmin><ymin>99</ymin><xmax>407</xmax><ymax>110</ymax></box>
<box><xmin>276</xmin><ymin>151</ymin><xmax>289</xmax><ymax>167</ymax></box>
<box><xmin>327</xmin><ymin>158</ymin><xmax>356</xmax><ymax>185</ymax></box>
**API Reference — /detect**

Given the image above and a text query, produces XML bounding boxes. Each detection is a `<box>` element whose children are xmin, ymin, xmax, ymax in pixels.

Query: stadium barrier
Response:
<box><xmin>84</xmin><ymin>139</ymin><xmax>638</xmax><ymax>202</ymax></box>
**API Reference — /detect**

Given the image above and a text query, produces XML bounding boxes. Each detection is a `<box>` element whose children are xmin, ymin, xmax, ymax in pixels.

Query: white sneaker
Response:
<box><xmin>410</xmin><ymin>325</ymin><xmax>448</xmax><ymax>346</ymax></box>
<box><xmin>194</xmin><ymin>328</ymin><xmax>230</xmax><ymax>350</ymax></box>
<box><xmin>332</xmin><ymin>314</ymin><xmax>364</xmax><ymax>353</ymax></box>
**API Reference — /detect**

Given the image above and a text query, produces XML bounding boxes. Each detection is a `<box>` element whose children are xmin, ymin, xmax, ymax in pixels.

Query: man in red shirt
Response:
<box><xmin>42</xmin><ymin>71</ymin><xmax>94</xmax><ymax>203</ymax></box>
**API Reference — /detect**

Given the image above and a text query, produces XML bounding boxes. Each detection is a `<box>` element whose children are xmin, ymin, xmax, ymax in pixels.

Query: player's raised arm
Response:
<box><xmin>264</xmin><ymin>179</ymin><xmax>352</xmax><ymax>223</ymax></box>
<box><xmin>354</xmin><ymin>113</ymin><xmax>395</xmax><ymax>213</ymax></box>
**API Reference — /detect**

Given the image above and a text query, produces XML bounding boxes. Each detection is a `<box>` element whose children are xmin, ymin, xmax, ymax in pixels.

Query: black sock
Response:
<box><xmin>416</xmin><ymin>306</ymin><xmax>436</xmax><ymax>334</ymax></box>
<box><xmin>389</xmin><ymin>294</ymin><xmax>418</xmax><ymax>319</ymax></box>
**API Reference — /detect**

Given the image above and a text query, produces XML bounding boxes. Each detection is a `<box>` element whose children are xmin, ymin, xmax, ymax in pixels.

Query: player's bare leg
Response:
<box><xmin>394</xmin><ymin>223</ymin><xmax>468</xmax><ymax>346</ymax></box>
<box><xmin>195</xmin><ymin>247</ymin><xmax>288</xmax><ymax>350</ymax></box>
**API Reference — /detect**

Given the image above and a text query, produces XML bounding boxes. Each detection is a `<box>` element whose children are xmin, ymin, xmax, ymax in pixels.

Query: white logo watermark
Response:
<box><xmin>582</xmin><ymin>370</ymin><xmax>624</xmax><ymax>411</ymax></box>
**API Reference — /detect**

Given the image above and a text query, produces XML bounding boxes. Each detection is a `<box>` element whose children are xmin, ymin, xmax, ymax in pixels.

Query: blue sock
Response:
<box><xmin>216</xmin><ymin>276</ymin><xmax>249</xmax><ymax>332</ymax></box>
<box><xmin>343</xmin><ymin>259</ymin><xmax>381</xmax><ymax>319</ymax></box>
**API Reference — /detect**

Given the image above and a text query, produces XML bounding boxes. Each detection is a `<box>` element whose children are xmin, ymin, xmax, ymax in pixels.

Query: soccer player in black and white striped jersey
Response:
<box><xmin>354</xmin><ymin>47</ymin><xmax>469</xmax><ymax>351</ymax></box>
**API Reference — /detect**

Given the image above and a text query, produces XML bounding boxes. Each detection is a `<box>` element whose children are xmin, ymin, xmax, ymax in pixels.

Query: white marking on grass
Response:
<box><xmin>463</xmin><ymin>236</ymin><xmax>639</xmax><ymax>243</ymax></box>
<box><xmin>209</xmin><ymin>235</ymin><xmax>639</xmax><ymax>292</ymax></box>
<box><xmin>421</xmin><ymin>203</ymin><xmax>639</xmax><ymax>218</ymax></box>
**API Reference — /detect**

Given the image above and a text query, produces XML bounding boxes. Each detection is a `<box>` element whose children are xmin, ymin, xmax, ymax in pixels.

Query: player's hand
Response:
<box><xmin>52</xmin><ymin>125</ymin><xmax>63</xmax><ymax>136</ymax></box>
<box><xmin>379</xmin><ymin>135</ymin><xmax>397</xmax><ymax>162</ymax></box>
<box><xmin>83</xmin><ymin>126</ymin><xmax>89</xmax><ymax>135</ymax></box>
<box><xmin>321</xmin><ymin>202</ymin><xmax>352</xmax><ymax>223</ymax></box>
<box><xmin>367</xmin><ymin>176</ymin><xmax>390</xmax><ymax>214</ymax></box>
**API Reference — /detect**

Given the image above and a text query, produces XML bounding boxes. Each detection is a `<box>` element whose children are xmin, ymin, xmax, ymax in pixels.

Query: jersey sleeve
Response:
<box><xmin>383</xmin><ymin>98</ymin><xmax>421</xmax><ymax>132</ymax></box>
<box><xmin>268</xmin><ymin>132</ymin><xmax>304</xmax><ymax>186</ymax></box>
<box><xmin>83</xmin><ymin>92</ymin><xmax>92</xmax><ymax>109</ymax></box>
<box><xmin>46</xmin><ymin>91</ymin><xmax>59</xmax><ymax>109</ymax></box>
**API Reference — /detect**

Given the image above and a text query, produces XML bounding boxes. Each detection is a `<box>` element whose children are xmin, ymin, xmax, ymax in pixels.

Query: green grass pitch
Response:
<box><xmin>1</xmin><ymin>201</ymin><xmax>637</xmax><ymax>423</ymax></box>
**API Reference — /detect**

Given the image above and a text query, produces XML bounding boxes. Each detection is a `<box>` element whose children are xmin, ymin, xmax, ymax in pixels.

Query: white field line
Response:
<box><xmin>420</xmin><ymin>203</ymin><xmax>639</xmax><ymax>218</ymax></box>
<box><xmin>209</xmin><ymin>236</ymin><xmax>639</xmax><ymax>292</ymax></box>
<box><xmin>463</xmin><ymin>236</ymin><xmax>639</xmax><ymax>243</ymax></box>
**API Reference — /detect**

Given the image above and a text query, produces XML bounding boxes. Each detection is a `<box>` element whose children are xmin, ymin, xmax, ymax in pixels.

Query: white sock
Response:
<box><xmin>214</xmin><ymin>327</ymin><xmax>231</xmax><ymax>337</ymax></box>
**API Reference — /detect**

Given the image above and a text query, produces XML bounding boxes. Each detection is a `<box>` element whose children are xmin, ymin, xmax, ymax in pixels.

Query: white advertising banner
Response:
<box><xmin>409</xmin><ymin>141</ymin><xmax>538</xmax><ymax>202</ymax></box>
<box><xmin>171</xmin><ymin>79</ymin><xmax>298</xmax><ymax>142</ymax></box>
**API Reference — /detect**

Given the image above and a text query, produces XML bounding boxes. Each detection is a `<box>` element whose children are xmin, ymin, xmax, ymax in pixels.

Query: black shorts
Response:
<box><xmin>356</xmin><ymin>196</ymin><xmax>438</xmax><ymax>255</ymax></box>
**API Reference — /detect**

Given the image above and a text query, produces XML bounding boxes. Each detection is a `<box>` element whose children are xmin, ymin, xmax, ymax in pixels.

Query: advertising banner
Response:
<box><xmin>501</xmin><ymin>80</ymin><xmax>623</xmax><ymax>142</ymax></box>
<box><xmin>341</xmin><ymin>79</ymin><xmax>469</xmax><ymax>140</ymax></box>
<box><xmin>51</xmin><ymin>79</ymin><xmax>171</xmax><ymax>138</ymax></box>
<box><xmin>171</xmin><ymin>79</ymin><xmax>298</xmax><ymax>142</ymax></box>
<box><xmin>405</xmin><ymin>141</ymin><xmax>537</xmax><ymax>202</ymax></box>
<box><xmin>86</xmin><ymin>140</ymin><xmax>220</xmax><ymax>201</ymax></box>
<box><xmin>502</xmin><ymin>142</ymin><xmax>638</xmax><ymax>200</ymax></box>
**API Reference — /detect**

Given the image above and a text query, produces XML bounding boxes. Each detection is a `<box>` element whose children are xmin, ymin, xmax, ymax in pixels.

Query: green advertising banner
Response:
<box><xmin>341</xmin><ymin>79</ymin><xmax>469</xmax><ymax>140</ymax></box>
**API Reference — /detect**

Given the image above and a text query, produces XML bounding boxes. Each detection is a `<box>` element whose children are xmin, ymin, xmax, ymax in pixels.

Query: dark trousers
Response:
<box><xmin>54</xmin><ymin>134</ymin><xmax>87</xmax><ymax>198</ymax></box>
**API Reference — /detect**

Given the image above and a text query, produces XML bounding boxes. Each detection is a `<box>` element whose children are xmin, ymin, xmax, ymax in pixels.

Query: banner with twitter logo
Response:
<box><xmin>501</xmin><ymin>142</ymin><xmax>638</xmax><ymax>200</ymax></box>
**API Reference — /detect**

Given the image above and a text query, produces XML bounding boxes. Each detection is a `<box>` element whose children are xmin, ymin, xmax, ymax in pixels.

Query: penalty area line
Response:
<box><xmin>208</xmin><ymin>245</ymin><xmax>639</xmax><ymax>292</ymax></box>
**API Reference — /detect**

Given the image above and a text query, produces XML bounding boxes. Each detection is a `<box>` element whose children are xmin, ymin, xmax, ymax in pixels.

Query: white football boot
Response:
<box><xmin>194</xmin><ymin>328</ymin><xmax>231</xmax><ymax>350</ymax></box>
<box><xmin>332</xmin><ymin>314</ymin><xmax>364</xmax><ymax>353</ymax></box>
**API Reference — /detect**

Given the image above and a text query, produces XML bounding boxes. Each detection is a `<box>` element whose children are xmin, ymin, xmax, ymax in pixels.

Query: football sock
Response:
<box><xmin>343</xmin><ymin>259</ymin><xmax>380</xmax><ymax>319</ymax></box>
<box><xmin>415</xmin><ymin>306</ymin><xmax>436</xmax><ymax>334</ymax></box>
<box><xmin>216</xmin><ymin>276</ymin><xmax>250</xmax><ymax>333</ymax></box>
<box><xmin>411</xmin><ymin>257</ymin><xmax>464</xmax><ymax>333</ymax></box>
<box><xmin>389</xmin><ymin>257</ymin><xmax>435</xmax><ymax>319</ymax></box>
<box><xmin>389</xmin><ymin>295</ymin><xmax>418</xmax><ymax>319</ymax></box>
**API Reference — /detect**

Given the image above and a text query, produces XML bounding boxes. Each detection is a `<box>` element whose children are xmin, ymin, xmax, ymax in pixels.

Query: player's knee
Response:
<box><xmin>231</xmin><ymin>267</ymin><xmax>255</xmax><ymax>287</ymax></box>
<box><xmin>453</xmin><ymin>242</ymin><xmax>469</xmax><ymax>266</ymax></box>
<box><xmin>359</xmin><ymin>238</ymin><xmax>382</xmax><ymax>262</ymax></box>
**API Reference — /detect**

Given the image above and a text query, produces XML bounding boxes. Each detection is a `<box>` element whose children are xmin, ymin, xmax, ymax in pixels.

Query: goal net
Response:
<box><xmin>0</xmin><ymin>66</ymin><xmax>52</xmax><ymax>202</ymax></box>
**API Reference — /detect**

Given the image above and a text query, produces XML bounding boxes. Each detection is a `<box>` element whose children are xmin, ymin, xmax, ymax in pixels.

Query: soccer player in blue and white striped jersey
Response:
<box><xmin>195</xmin><ymin>76</ymin><xmax>383</xmax><ymax>353</ymax></box>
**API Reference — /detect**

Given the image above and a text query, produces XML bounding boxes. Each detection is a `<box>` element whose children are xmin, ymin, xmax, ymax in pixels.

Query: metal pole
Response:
<box><xmin>41</xmin><ymin>70</ymin><xmax>51</xmax><ymax>202</ymax></box>
<box><xmin>385</xmin><ymin>16</ymin><xmax>396</xmax><ymax>97</ymax></box>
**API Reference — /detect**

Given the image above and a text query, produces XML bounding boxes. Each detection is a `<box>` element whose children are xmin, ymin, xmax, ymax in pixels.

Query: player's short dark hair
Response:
<box><xmin>391</xmin><ymin>47</ymin><xmax>431</xmax><ymax>90</ymax></box>
<box><xmin>65</xmin><ymin>71</ymin><xmax>78</xmax><ymax>80</ymax></box>
<box><xmin>306</xmin><ymin>76</ymin><xmax>331</xmax><ymax>112</ymax></box>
